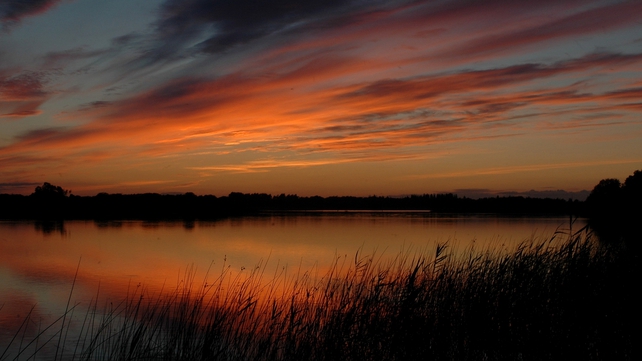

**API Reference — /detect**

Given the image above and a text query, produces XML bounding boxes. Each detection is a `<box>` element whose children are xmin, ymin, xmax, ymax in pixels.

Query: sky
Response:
<box><xmin>1</xmin><ymin>0</ymin><xmax>641</xmax><ymax>198</ymax></box>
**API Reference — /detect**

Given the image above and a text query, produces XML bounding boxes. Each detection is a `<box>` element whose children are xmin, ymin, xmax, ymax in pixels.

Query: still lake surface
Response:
<box><xmin>0</xmin><ymin>212</ymin><xmax>585</xmax><ymax>341</ymax></box>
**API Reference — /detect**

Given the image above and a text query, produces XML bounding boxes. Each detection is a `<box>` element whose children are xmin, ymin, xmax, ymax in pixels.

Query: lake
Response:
<box><xmin>0</xmin><ymin>213</ymin><xmax>585</xmax><ymax>352</ymax></box>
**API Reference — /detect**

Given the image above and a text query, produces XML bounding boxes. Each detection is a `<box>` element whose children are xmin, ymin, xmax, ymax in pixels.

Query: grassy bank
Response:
<box><xmin>2</xmin><ymin>230</ymin><xmax>636</xmax><ymax>360</ymax></box>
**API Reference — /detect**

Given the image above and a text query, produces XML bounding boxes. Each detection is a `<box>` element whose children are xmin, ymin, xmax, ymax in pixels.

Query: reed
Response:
<box><xmin>1</xmin><ymin>229</ymin><xmax>635</xmax><ymax>360</ymax></box>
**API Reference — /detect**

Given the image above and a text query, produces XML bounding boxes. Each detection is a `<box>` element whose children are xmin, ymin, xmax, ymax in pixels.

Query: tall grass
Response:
<box><xmin>2</xmin><ymin>229</ymin><xmax>635</xmax><ymax>360</ymax></box>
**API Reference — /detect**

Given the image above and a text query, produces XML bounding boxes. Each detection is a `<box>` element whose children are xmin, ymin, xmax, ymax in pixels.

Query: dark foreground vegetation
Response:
<box><xmin>584</xmin><ymin>170</ymin><xmax>642</xmax><ymax>256</ymax></box>
<box><xmin>1</xmin><ymin>229</ymin><xmax>636</xmax><ymax>361</ymax></box>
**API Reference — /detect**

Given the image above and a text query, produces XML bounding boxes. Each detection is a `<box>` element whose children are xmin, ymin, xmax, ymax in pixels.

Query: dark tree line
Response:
<box><xmin>585</xmin><ymin>170</ymin><xmax>642</xmax><ymax>220</ymax></box>
<box><xmin>3</xmin><ymin>171</ymin><xmax>639</xmax><ymax>221</ymax></box>
<box><xmin>1</xmin><ymin>182</ymin><xmax>581</xmax><ymax>220</ymax></box>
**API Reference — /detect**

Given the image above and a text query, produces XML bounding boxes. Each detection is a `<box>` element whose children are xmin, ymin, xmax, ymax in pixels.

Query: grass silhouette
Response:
<box><xmin>1</xmin><ymin>229</ymin><xmax>634</xmax><ymax>360</ymax></box>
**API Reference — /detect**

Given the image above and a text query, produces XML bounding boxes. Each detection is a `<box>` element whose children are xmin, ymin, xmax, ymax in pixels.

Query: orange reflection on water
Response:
<box><xmin>0</xmin><ymin>214</ymin><xmax>580</xmax><ymax>323</ymax></box>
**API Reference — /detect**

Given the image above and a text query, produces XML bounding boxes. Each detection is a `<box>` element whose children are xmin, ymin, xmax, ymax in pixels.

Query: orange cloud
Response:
<box><xmin>3</xmin><ymin>50</ymin><xmax>642</xmax><ymax>177</ymax></box>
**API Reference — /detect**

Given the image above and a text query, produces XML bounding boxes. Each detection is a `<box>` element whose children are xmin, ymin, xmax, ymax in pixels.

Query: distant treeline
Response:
<box><xmin>1</xmin><ymin>185</ymin><xmax>581</xmax><ymax>220</ymax></box>
<box><xmin>2</xmin><ymin>169</ymin><xmax>641</xmax><ymax>221</ymax></box>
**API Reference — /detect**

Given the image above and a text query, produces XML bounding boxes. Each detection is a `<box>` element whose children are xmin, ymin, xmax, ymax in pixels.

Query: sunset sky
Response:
<box><xmin>1</xmin><ymin>0</ymin><xmax>641</xmax><ymax>197</ymax></box>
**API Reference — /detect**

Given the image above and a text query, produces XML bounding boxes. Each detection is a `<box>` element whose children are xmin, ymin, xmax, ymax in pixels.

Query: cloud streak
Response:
<box><xmin>3</xmin><ymin>50</ymin><xmax>642</xmax><ymax>164</ymax></box>
<box><xmin>439</xmin><ymin>0</ymin><xmax>642</xmax><ymax>60</ymax></box>
<box><xmin>0</xmin><ymin>0</ymin><xmax>63</xmax><ymax>31</ymax></box>
<box><xmin>404</xmin><ymin>159</ymin><xmax>642</xmax><ymax>180</ymax></box>
<box><xmin>0</xmin><ymin>70</ymin><xmax>50</xmax><ymax>118</ymax></box>
<box><xmin>154</xmin><ymin>0</ymin><xmax>411</xmax><ymax>54</ymax></box>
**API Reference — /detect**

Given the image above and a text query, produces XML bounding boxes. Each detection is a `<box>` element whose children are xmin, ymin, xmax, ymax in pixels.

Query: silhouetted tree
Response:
<box><xmin>31</xmin><ymin>182</ymin><xmax>70</xmax><ymax>199</ymax></box>
<box><xmin>585</xmin><ymin>170</ymin><xmax>641</xmax><ymax>255</ymax></box>
<box><xmin>622</xmin><ymin>170</ymin><xmax>642</xmax><ymax>205</ymax></box>
<box><xmin>26</xmin><ymin>182</ymin><xmax>71</xmax><ymax>219</ymax></box>
<box><xmin>586</xmin><ymin>178</ymin><xmax>621</xmax><ymax>202</ymax></box>
<box><xmin>585</xmin><ymin>178</ymin><xmax>621</xmax><ymax>217</ymax></box>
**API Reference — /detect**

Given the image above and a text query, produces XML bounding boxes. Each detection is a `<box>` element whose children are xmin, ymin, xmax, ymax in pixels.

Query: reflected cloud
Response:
<box><xmin>0</xmin><ymin>291</ymin><xmax>41</xmax><ymax>337</ymax></box>
<box><xmin>0</xmin><ymin>216</ymin><xmax>585</xmax><ymax>323</ymax></box>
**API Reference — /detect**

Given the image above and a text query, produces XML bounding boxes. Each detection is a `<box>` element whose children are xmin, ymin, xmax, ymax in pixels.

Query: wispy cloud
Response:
<box><xmin>439</xmin><ymin>0</ymin><xmax>642</xmax><ymax>60</ymax></box>
<box><xmin>0</xmin><ymin>181</ymin><xmax>41</xmax><ymax>193</ymax></box>
<box><xmin>3</xmin><ymin>50</ymin><xmax>642</xmax><ymax>163</ymax></box>
<box><xmin>189</xmin><ymin>150</ymin><xmax>452</xmax><ymax>175</ymax></box>
<box><xmin>0</xmin><ymin>0</ymin><xmax>63</xmax><ymax>31</ymax></box>
<box><xmin>0</xmin><ymin>70</ymin><xmax>51</xmax><ymax>118</ymax></box>
<box><xmin>404</xmin><ymin>159</ymin><xmax>642</xmax><ymax>180</ymax></box>
<box><xmin>153</xmin><ymin>0</ymin><xmax>415</xmax><ymax>55</ymax></box>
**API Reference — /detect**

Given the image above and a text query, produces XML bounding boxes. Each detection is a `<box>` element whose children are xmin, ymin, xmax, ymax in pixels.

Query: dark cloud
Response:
<box><xmin>0</xmin><ymin>0</ymin><xmax>62</xmax><ymax>30</ymax></box>
<box><xmin>0</xmin><ymin>181</ymin><xmax>41</xmax><ymax>193</ymax></box>
<box><xmin>15</xmin><ymin>127</ymin><xmax>65</xmax><ymax>142</ymax></box>
<box><xmin>104</xmin><ymin>75</ymin><xmax>246</xmax><ymax>122</ymax></box>
<box><xmin>152</xmin><ymin>0</ymin><xmax>618</xmax><ymax>58</ymax></box>
<box><xmin>321</xmin><ymin>125</ymin><xmax>365</xmax><ymax>133</ymax></box>
<box><xmin>0</xmin><ymin>71</ymin><xmax>50</xmax><ymax>118</ymax></box>
<box><xmin>9</xmin><ymin>127</ymin><xmax>94</xmax><ymax>151</ymax></box>
<box><xmin>77</xmin><ymin>100</ymin><xmax>113</xmax><ymax>113</ymax></box>
<box><xmin>342</xmin><ymin>52</ymin><xmax>642</xmax><ymax>102</ymax></box>
<box><xmin>416</xmin><ymin>0</ymin><xmax>642</xmax><ymax>61</ymax></box>
<box><xmin>0</xmin><ymin>72</ymin><xmax>47</xmax><ymax>99</ymax></box>
<box><xmin>482</xmin><ymin>1</ymin><xmax>642</xmax><ymax>54</ymax></box>
<box><xmin>0</xmin><ymin>109</ymin><xmax>41</xmax><ymax>118</ymax></box>
<box><xmin>602</xmin><ymin>87</ymin><xmax>642</xmax><ymax>101</ymax></box>
<box><xmin>155</xmin><ymin>0</ymin><xmax>404</xmax><ymax>54</ymax></box>
<box><xmin>116</xmin><ymin>0</ymin><xmax>636</xmax><ymax>81</ymax></box>
<box><xmin>111</xmin><ymin>33</ymin><xmax>142</xmax><ymax>46</ymax></box>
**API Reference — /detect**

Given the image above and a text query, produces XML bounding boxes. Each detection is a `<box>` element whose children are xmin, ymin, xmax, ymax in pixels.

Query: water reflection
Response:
<box><xmin>94</xmin><ymin>220</ymin><xmax>124</xmax><ymax>228</ymax></box>
<box><xmin>1</xmin><ymin>214</ymin><xmax>584</xmax><ymax>337</ymax></box>
<box><xmin>183</xmin><ymin>219</ymin><xmax>196</xmax><ymax>230</ymax></box>
<box><xmin>34</xmin><ymin>220</ymin><xmax>66</xmax><ymax>235</ymax></box>
<box><xmin>92</xmin><ymin>219</ymin><xmax>197</xmax><ymax>231</ymax></box>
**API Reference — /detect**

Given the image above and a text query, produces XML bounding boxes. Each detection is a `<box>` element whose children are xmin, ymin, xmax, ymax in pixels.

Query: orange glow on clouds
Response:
<box><xmin>1</xmin><ymin>0</ymin><xmax>641</xmax><ymax>195</ymax></box>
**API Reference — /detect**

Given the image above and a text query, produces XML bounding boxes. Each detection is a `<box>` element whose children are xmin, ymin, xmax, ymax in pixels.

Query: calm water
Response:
<box><xmin>0</xmin><ymin>213</ymin><xmax>584</xmax><ymax>343</ymax></box>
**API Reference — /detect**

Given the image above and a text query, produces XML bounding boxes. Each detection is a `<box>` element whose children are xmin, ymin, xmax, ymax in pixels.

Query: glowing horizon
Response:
<box><xmin>1</xmin><ymin>0</ymin><xmax>641</xmax><ymax>197</ymax></box>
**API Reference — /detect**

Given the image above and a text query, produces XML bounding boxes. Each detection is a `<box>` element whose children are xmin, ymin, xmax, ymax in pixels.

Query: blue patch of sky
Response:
<box><xmin>1</xmin><ymin>0</ymin><xmax>162</xmax><ymax>68</ymax></box>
